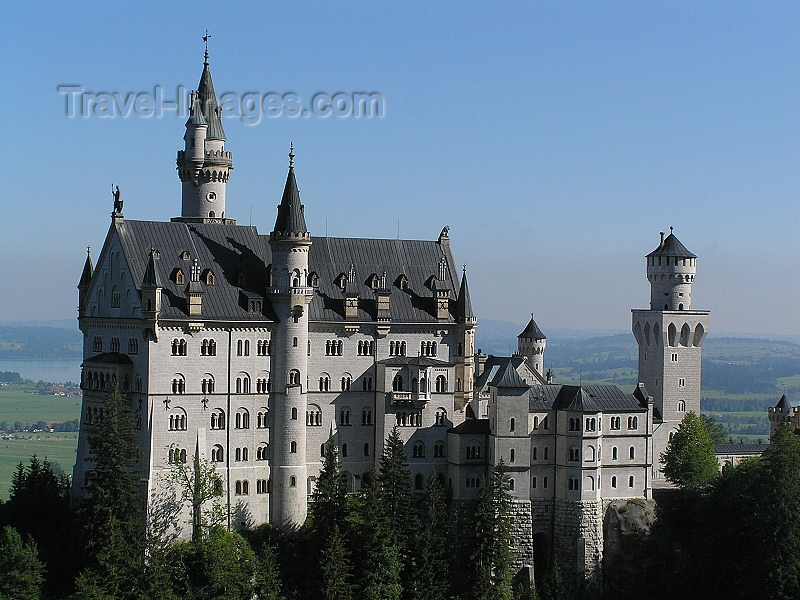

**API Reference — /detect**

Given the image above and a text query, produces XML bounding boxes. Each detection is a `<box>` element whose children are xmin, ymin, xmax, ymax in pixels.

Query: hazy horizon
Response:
<box><xmin>2</xmin><ymin>3</ymin><xmax>798</xmax><ymax>337</ymax></box>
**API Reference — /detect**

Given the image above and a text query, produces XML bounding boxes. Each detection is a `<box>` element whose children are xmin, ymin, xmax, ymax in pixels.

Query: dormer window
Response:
<box><xmin>180</xmin><ymin>251</ymin><xmax>191</xmax><ymax>261</ymax></box>
<box><xmin>395</xmin><ymin>274</ymin><xmax>408</xmax><ymax>290</ymax></box>
<box><xmin>367</xmin><ymin>274</ymin><xmax>379</xmax><ymax>289</ymax></box>
<box><xmin>202</xmin><ymin>269</ymin><xmax>215</xmax><ymax>285</ymax></box>
<box><xmin>237</xmin><ymin>272</ymin><xmax>246</xmax><ymax>287</ymax></box>
<box><xmin>307</xmin><ymin>271</ymin><xmax>319</xmax><ymax>287</ymax></box>
<box><xmin>335</xmin><ymin>273</ymin><xmax>347</xmax><ymax>291</ymax></box>
<box><xmin>173</xmin><ymin>269</ymin><xmax>185</xmax><ymax>285</ymax></box>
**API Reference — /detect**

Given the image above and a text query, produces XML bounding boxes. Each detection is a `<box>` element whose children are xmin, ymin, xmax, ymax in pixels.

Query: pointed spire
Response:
<box><xmin>195</xmin><ymin>42</ymin><xmax>225</xmax><ymax>140</ymax></box>
<box><xmin>518</xmin><ymin>314</ymin><xmax>546</xmax><ymax>340</ymax></box>
<box><xmin>186</xmin><ymin>90</ymin><xmax>208</xmax><ymax>128</ymax></box>
<box><xmin>272</xmin><ymin>145</ymin><xmax>308</xmax><ymax>237</ymax></box>
<box><xmin>455</xmin><ymin>265</ymin><xmax>475</xmax><ymax>323</ymax></box>
<box><xmin>78</xmin><ymin>246</ymin><xmax>94</xmax><ymax>289</ymax></box>
<box><xmin>141</xmin><ymin>246</ymin><xmax>163</xmax><ymax>288</ymax></box>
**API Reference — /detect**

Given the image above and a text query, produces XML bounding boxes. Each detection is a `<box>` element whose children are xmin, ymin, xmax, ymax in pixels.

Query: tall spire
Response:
<box><xmin>455</xmin><ymin>265</ymin><xmax>475</xmax><ymax>323</ymax></box>
<box><xmin>141</xmin><ymin>246</ymin><xmax>163</xmax><ymax>288</ymax></box>
<box><xmin>195</xmin><ymin>49</ymin><xmax>225</xmax><ymax>140</ymax></box>
<box><xmin>78</xmin><ymin>246</ymin><xmax>94</xmax><ymax>290</ymax></box>
<box><xmin>272</xmin><ymin>145</ymin><xmax>308</xmax><ymax>237</ymax></box>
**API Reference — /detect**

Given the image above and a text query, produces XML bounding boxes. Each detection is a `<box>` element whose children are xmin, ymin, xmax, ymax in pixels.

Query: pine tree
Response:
<box><xmin>351</xmin><ymin>465</ymin><xmax>403</xmax><ymax>600</ymax></box>
<box><xmin>409</xmin><ymin>472</ymin><xmax>450</xmax><ymax>600</ymax></box>
<box><xmin>0</xmin><ymin>525</ymin><xmax>45</xmax><ymax>600</ymax></box>
<box><xmin>253</xmin><ymin>543</ymin><xmax>287</xmax><ymax>600</ymax></box>
<box><xmin>321</xmin><ymin>524</ymin><xmax>354</xmax><ymax>600</ymax></box>
<box><xmin>379</xmin><ymin>426</ymin><xmax>413</xmax><ymax>546</ymax></box>
<box><xmin>76</xmin><ymin>382</ymin><xmax>145</xmax><ymax>599</ymax></box>
<box><xmin>469</xmin><ymin>463</ymin><xmax>514</xmax><ymax>600</ymax></box>
<box><xmin>310</xmin><ymin>436</ymin><xmax>348</xmax><ymax>541</ymax></box>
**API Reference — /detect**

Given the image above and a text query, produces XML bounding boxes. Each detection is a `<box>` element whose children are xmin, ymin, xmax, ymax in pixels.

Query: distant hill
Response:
<box><xmin>0</xmin><ymin>326</ymin><xmax>82</xmax><ymax>359</ymax></box>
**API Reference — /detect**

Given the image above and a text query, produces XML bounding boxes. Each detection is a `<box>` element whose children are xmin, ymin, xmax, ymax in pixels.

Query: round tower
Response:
<box><xmin>647</xmin><ymin>227</ymin><xmax>696</xmax><ymax>311</ymax></box>
<box><xmin>268</xmin><ymin>146</ymin><xmax>313</xmax><ymax>529</ymax></box>
<box><xmin>175</xmin><ymin>49</ymin><xmax>234</xmax><ymax>223</ymax></box>
<box><xmin>518</xmin><ymin>314</ymin><xmax>546</xmax><ymax>375</ymax></box>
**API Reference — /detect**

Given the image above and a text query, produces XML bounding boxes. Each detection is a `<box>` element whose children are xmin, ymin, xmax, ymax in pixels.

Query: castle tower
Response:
<box><xmin>454</xmin><ymin>266</ymin><xmax>477</xmax><ymax>411</ymax></box>
<box><xmin>518</xmin><ymin>314</ymin><xmax>546</xmax><ymax>375</ymax></box>
<box><xmin>632</xmin><ymin>229</ymin><xmax>709</xmax><ymax>478</ymax></box>
<box><xmin>175</xmin><ymin>47</ymin><xmax>234</xmax><ymax>223</ymax></box>
<box><xmin>77</xmin><ymin>247</ymin><xmax>93</xmax><ymax>318</ymax></box>
<box><xmin>268</xmin><ymin>146</ymin><xmax>313</xmax><ymax>528</ymax></box>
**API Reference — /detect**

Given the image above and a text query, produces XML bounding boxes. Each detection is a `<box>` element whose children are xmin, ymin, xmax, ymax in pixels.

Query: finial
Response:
<box><xmin>87</xmin><ymin>246</ymin><xmax>91</xmax><ymax>256</ymax></box>
<box><xmin>670</xmin><ymin>226</ymin><xmax>674</xmax><ymax>234</ymax></box>
<box><xmin>463</xmin><ymin>264</ymin><xmax>466</xmax><ymax>275</ymax></box>
<box><xmin>202</xmin><ymin>30</ymin><xmax>211</xmax><ymax>65</ymax></box>
<box><xmin>531</xmin><ymin>312</ymin><xmax>534</xmax><ymax>321</ymax></box>
<box><xmin>289</xmin><ymin>142</ymin><xmax>295</xmax><ymax>168</ymax></box>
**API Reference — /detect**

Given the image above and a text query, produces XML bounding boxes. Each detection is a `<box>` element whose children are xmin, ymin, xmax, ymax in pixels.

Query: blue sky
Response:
<box><xmin>1</xmin><ymin>2</ymin><xmax>798</xmax><ymax>336</ymax></box>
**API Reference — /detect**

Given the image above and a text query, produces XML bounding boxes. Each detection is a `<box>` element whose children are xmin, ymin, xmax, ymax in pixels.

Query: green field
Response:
<box><xmin>0</xmin><ymin>382</ymin><xmax>82</xmax><ymax>498</ymax></box>
<box><xmin>0</xmin><ymin>433</ymin><xmax>78</xmax><ymax>499</ymax></box>
<box><xmin>0</xmin><ymin>382</ymin><xmax>82</xmax><ymax>425</ymax></box>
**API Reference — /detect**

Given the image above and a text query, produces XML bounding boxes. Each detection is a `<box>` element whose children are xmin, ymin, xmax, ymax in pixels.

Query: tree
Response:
<box><xmin>379</xmin><ymin>426</ymin><xmax>412</xmax><ymax>547</ymax></box>
<box><xmin>310</xmin><ymin>435</ymin><xmax>348</xmax><ymax>541</ymax></box>
<box><xmin>660</xmin><ymin>411</ymin><xmax>719</xmax><ymax>490</ymax></box>
<box><xmin>75</xmin><ymin>382</ymin><xmax>145</xmax><ymax>599</ymax></box>
<box><xmin>0</xmin><ymin>526</ymin><xmax>45</xmax><ymax>600</ymax></box>
<box><xmin>320</xmin><ymin>524</ymin><xmax>354</xmax><ymax>600</ymax></box>
<box><xmin>701</xmin><ymin>414</ymin><xmax>726</xmax><ymax>444</ymax></box>
<box><xmin>164</xmin><ymin>444</ymin><xmax>225</xmax><ymax>542</ymax></box>
<box><xmin>253</xmin><ymin>542</ymin><xmax>287</xmax><ymax>600</ymax></box>
<box><xmin>469</xmin><ymin>463</ymin><xmax>514</xmax><ymax>600</ymax></box>
<box><xmin>409</xmin><ymin>472</ymin><xmax>450</xmax><ymax>600</ymax></box>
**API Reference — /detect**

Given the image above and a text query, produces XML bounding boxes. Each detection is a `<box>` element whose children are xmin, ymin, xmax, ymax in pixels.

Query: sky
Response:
<box><xmin>1</xmin><ymin>2</ymin><xmax>798</xmax><ymax>337</ymax></box>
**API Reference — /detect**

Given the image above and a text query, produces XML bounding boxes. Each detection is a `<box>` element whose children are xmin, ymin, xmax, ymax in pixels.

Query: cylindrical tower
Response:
<box><xmin>647</xmin><ymin>228</ymin><xmax>696</xmax><ymax>311</ymax></box>
<box><xmin>268</xmin><ymin>147</ymin><xmax>312</xmax><ymax>528</ymax></box>
<box><xmin>518</xmin><ymin>314</ymin><xmax>546</xmax><ymax>375</ymax></box>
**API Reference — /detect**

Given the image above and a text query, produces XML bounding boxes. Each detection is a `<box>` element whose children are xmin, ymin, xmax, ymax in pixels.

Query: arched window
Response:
<box><xmin>211</xmin><ymin>445</ymin><xmax>224</xmax><ymax>462</ymax></box>
<box><xmin>236</xmin><ymin>372</ymin><xmax>251</xmax><ymax>394</ymax></box>
<box><xmin>435</xmin><ymin>375</ymin><xmax>447</xmax><ymax>393</ymax></box>
<box><xmin>289</xmin><ymin>370</ymin><xmax>301</xmax><ymax>386</ymax></box>
<box><xmin>364</xmin><ymin>443</ymin><xmax>370</xmax><ymax>457</ymax></box>
<box><xmin>510</xmin><ymin>448</ymin><xmax>515</xmax><ymax>462</ymax></box>
<box><xmin>341</xmin><ymin>443</ymin><xmax>348</xmax><ymax>458</ymax></box>
<box><xmin>291</xmin><ymin>407</ymin><xmax>298</xmax><ymax>420</ymax></box>
<box><xmin>362</xmin><ymin>408</ymin><xmax>372</xmax><ymax>425</ymax></box>
<box><xmin>171</xmin><ymin>374</ymin><xmax>185</xmax><ymax>394</ymax></box>
<box><xmin>677</xmin><ymin>400</ymin><xmax>686</xmax><ymax>412</ymax></box>
<box><xmin>306</xmin><ymin>405</ymin><xmax>322</xmax><ymax>426</ymax></box>
<box><xmin>509</xmin><ymin>478</ymin><xmax>515</xmax><ymax>490</ymax></box>
<box><xmin>318</xmin><ymin>373</ymin><xmax>331</xmax><ymax>391</ymax></box>
<box><xmin>510</xmin><ymin>417</ymin><xmax>515</xmax><ymax>432</ymax></box>
<box><xmin>413</xmin><ymin>441</ymin><xmax>425</xmax><ymax>458</ymax></box>
<box><xmin>210</xmin><ymin>408</ymin><xmax>225</xmax><ymax>430</ymax></box>
<box><xmin>415</xmin><ymin>473</ymin><xmax>423</xmax><ymax>490</ymax></box>
<box><xmin>341</xmin><ymin>374</ymin><xmax>352</xmax><ymax>391</ymax></box>
<box><xmin>629</xmin><ymin>476</ymin><xmax>635</xmax><ymax>488</ymax></box>
<box><xmin>435</xmin><ymin>408</ymin><xmax>447</xmax><ymax>426</ymax></box>
<box><xmin>393</xmin><ymin>374</ymin><xmax>403</xmax><ymax>391</ymax></box>
<box><xmin>466</xmin><ymin>443</ymin><xmax>480</xmax><ymax>459</ymax></box>
<box><xmin>168</xmin><ymin>409</ymin><xmax>187</xmax><ymax>431</ymax></box>
<box><xmin>611</xmin><ymin>476</ymin><xmax>617</xmax><ymax>488</ymax></box>
<box><xmin>290</xmin><ymin>441</ymin><xmax>297</xmax><ymax>453</ymax></box>
<box><xmin>630</xmin><ymin>446</ymin><xmax>636</xmax><ymax>459</ymax></box>
<box><xmin>236</xmin><ymin>408</ymin><xmax>250</xmax><ymax>429</ymax></box>
<box><xmin>612</xmin><ymin>446</ymin><xmax>618</xmax><ymax>460</ymax></box>
<box><xmin>339</xmin><ymin>408</ymin><xmax>351</xmax><ymax>426</ymax></box>
<box><xmin>569</xmin><ymin>446</ymin><xmax>580</xmax><ymax>461</ymax></box>
<box><xmin>257</xmin><ymin>443</ymin><xmax>269</xmax><ymax>460</ymax></box>
<box><xmin>235</xmin><ymin>481</ymin><xmax>242</xmax><ymax>495</ymax></box>
<box><xmin>434</xmin><ymin>441</ymin><xmax>445</xmax><ymax>457</ymax></box>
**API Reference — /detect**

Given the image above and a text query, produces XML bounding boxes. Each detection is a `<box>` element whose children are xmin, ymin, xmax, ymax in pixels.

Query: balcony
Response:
<box><xmin>390</xmin><ymin>390</ymin><xmax>429</xmax><ymax>408</ymax></box>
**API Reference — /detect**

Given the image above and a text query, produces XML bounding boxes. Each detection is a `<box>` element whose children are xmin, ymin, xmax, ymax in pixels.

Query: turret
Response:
<box><xmin>77</xmin><ymin>247</ymin><xmax>94</xmax><ymax>317</ymax></box>
<box><xmin>454</xmin><ymin>266</ymin><xmax>477</xmax><ymax>411</ymax></box>
<box><xmin>267</xmin><ymin>145</ymin><xmax>313</xmax><ymax>529</ymax></box>
<box><xmin>141</xmin><ymin>247</ymin><xmax>163</xmax><ymax>340</ymax></box>
<box><xmin>186</xmin><ymin>258</ymin><xmax>204</xmax><ymax>317</ymax></box>
<box><xmin>518</xmin><ymin>314</ymin><xmax>546</xmax><ymax>375</ymax></box>
<box><xmin>646</xmin><ymin>227</ymin><xmax>696</xmax><ymax>311</ymax></box>
<box><xmin>175</xmin><ymin>48</ymin><xmax>234</xmax><ymax>223</ymax></box>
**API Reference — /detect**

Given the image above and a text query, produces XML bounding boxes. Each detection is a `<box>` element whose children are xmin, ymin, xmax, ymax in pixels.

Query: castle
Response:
<box><xmin>72</xmin><ymin>51</ymin><xmax>709</xmax><ymax>590</ymax></box>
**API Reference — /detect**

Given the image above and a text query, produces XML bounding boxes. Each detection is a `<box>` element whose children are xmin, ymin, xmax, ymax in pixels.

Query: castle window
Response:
<box><xmin>533</xmin><ymin>416</ymin><xmax>539</xmax><ymax>430</ymax></box>
<box><xmin>235</xmin><ymin>408</ymin><xmax>250</xmax><ymax>429</ymax></box>
<box><xmin>257</xmin><ymin>410</ymin><xmax>269</xmax><ymax>428</ymax></box>
<box><xmin>341</xmin><ymin>375</ymin><xmax>352</xmax><ymax>391</ymax></box>
<box><xmin>569</xmin><ymin>446</ymin><xmax>580</xmax><ymax>462</ymax></box>
<box><xmin>532</xmin><ymin>477</ymin><xmax>537</xmax><ymax>489</ymax></box>
<box><xmin>204</xmin><ymin>270</ymin><xmax>215</xmax><ymax>285</ymax></box>
<box><xmin>510</xmin><ymin>448</ymin><xmax>515</xmax><ymax>463</ymax></box>
<box><xmin>533</xmin><ymin>447</ymin><xmax>537</xmax><ymax>460</ymax></box>
<box><xmin>318</xmin><ymin>374</ymin><xmax>330</xmax><ymax>392</ymax></box>
<box><xmin>256</xmin><ymin>479</ymin><xmax>268</xmax><ymax>494</ymax></box>
<box><xmin>257</xmin><ymin>443</ymin><xmax>269</xmax><ymax>460</ymax></box>
<box><xmin>112</xmin><ymin>290</ymin><xmax>120</xmax><ymax>308</ymax></box>
<box><xmin>362</xmin><ymin>408</ymin><xmax>372</xmax><ymax>425</ymax></box>
<box><xmin>201</xmin><ymin>339</ymin><xmax>216</xmax><ymax>356</ymax></box>
<box><xmin>508</xmin><ymin>478</ymin><xmax>515</xmax><ymax>491</ymax></box>
<box><xmin>415</xmin><ymin>473</ymin><xmax>423</xmax><ymax>490</ymax></box>
<box><xmin>568</xmin><ymin>417</ymin><xmax>580</xmax><ymax>432</ymax></box>
<box><xmin>413</xmin><ymin>441</ymin><xmax>425</xmax><ymax>458</ymax></box>
<box><xmin>289</xmin><ymin>370</ymin><xmax>300</xmax><ymax>386</ymax></box>
<box><xmin>543</xmin><ymin>477</ymin><xmax>548</xmax><ymax>488</ymax></box>
<box><xmin>629</xmin><ymin>476</ymin><xmax>635</xmax><ymax>488</ymax></box>
<box><xmin>173</xmin><ymin>269</ymin><xmax>185</xmax><ymax>285</ymax></box>
<box><xmin>128</xmin><ymin>338</ymin><xmax>138</xmax><ymax>354</ymax></box>
<box><xmin>435</xmin><ymin>408</ymin><xmax>447</xmax><ymax>427</ymax></box>
<box><xmin>93</xmin><ymin>336</ymin><xmax>102</xmax><ymax>352</ymax></box>
<box><xmin>211</xmin><ymin>411</ymin><xmax>231</xmax><ymax>435</ymax></box>
<box><xmin>363</xmin><ymin>376</ymin><xmax>373</xmax><ymax>391</ymax></box>
<box><xmin>393</xmin><ymin>374</ymin><xmax>403</xmax><ymax>392</ymax></box>
<box><xmin>168</xmin><ymin>410</ymin><xmax>187</xmax><ymax>431</ymax></box>
<box><xmin>340</xmin><ymin>408</ymin><xmax>351</xmax><ymax>426</ymax></box>
<box><xmin>180</xmin><ymin>251</ymin><xmax>190</xmax><ymax>261</ymax></box>
<box><xmin>543</xmin><ymin>416</ymin><xmax>549</xmax><ymax>430</ymax></box>
<box><xmin>211</xmin><ymin>445</ymin><xmax>224</xmax><ymax>462</ymax></box>
<box><xmin>510</xmin><ymin>417</ymin><xmax>515</xmax><ymax>432</ymax></box>
<box><xmin>678</xmin><ymin>378</ymin><xmax>685</xmax><ymax>387</ymax></box>
<box><xmin>171</xmin><ymin>375</ymin><xmax>185</xmax><ymax>394</ymax></box>
<box><xmin>172</xmin><ymin>339</ymin><xmax>187</xmax><ymax>356</ymax></box>
<box><xmin>235</xmin><ymin>373</ymin><xmax>251</xmax><ymax>394</ymax></box>
<box><xmin>611</xmin><ymin>476</ymin><xmax>617</xmax><ymax>488</ymax></box>
<box><xmin>435</xmin><ymin>375</ymin><xmax>447</xmax><ymax>393</ymax></box>
<box><xmin>612</xmin><ymin>446</ymin><xmax>618</xmax><ymax>460</ymax></box>
<box><xmin>290</xmin><ymin>441</ymin><xmax>297</xmax><ymax>453</ymax></box>
<box><xmin>466</xmin><ymin>444</ymin><xmax>481</xmax><ymax>460</ymax></box>
<box><xmin>358</xmin><ymin>340</ymin><xmax>374</xmax><ymax>356</ymax></box>
<box><xmin>293</xmin><ymin>337</ymin><xmax>298</xmax><ymax>347</ymax></box>
<box><xmin>610</xmin><ymin>416</ymin><xmax>621</xmax><ymax>430</ymax></box>
<box><xmin>291</xmin><ymin>407</ymin><xmax>298</xmax><ymax>420</ymax></box>
<box><xmin>110</xmin><ymin>337</ymin><xmax>120</xmax><ymax>353</ymax></box>
<box><xmin>585</xmin><ymin>418</ymin><xmax>596</xmax><ymax>431</ymax></box>
<box><xmin>544</xmin><ymin>447</ymin><xmax>548</xmax><ymax>460</ymax></box>
<box><xmin>672</xmin><ymin>353</ymin><xmax>678</xmax><ymax>362</ymax></box>
<box><xmin>290</xmin><ymin>476</ymin><xmax>296</xmax><ymax>488</ymax></box>
<box><xmin>201</xmin><ymin>374</ymin><xmax>215</xmax><ymax>394</ymax></box>
<box><xmin>341</xmin><ymin>443</ymin><xmax>348</xmax><ymax>458</ymax></box>
<box><xmin>630</xmin><ymin>446</ymin><xmax>636</xmax><ymax>459</ymax></box>
<box><xmin>627</xmin><ymin>416</ymin><xmax>638</xmax><ymax>430</ymax></box>
<box><xmin>434</xmin><ymin>441</ymin><xmax>445</xmax><ymax>457</ymax></box>
<box><xmin>568</xmin><ymin>477</ymin><xmax>579</xmax><ymax>491</ymax></box>
<box><xmin>677</xmin><ymin>400</ymin><xmax>686</xmax><ymax>412</ymax></box>
<box><xmin>306</xmin><ymin>405</ymin><xmax>322</xmax><ymax>426</ymax></box>
<box><xmin>364</xmin><ymin>443</ymin><xmax>370</xmax><ymax>457</ymax></box>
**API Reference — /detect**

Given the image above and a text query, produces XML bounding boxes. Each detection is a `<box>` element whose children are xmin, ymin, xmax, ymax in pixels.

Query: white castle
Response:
<box><xmin>72</xmin><ymin>51</ymin><xmax>709</xmax><ymax>590</ymax></box>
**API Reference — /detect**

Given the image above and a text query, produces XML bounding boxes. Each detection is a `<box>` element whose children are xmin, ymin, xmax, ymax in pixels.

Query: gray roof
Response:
<box><xmin>714</xmin><ymin>443</ymin><xmax>769</xmax><ymax>455</ymax></box>
<box><xmin>83</xmin><ymin>352</ymin><xmax>134</xmax><ymax>365</ymax></box>
<box><xmin>196</xmin><ymin>60</ymin><xmax>225</xmax><ymax>140</ymax></box>
<box><xmin>272</xmin><ymin>166</ymin><xmax>308</xmax><ymax>236</ymax></box>
<box><xmin>475</xmin><ymin>356</ymin><xmax>547</xmax><ymax>394</ymax></box>
<box><xmin>448</xmin><ymin>418</ymin><xmax>490</xmax><ymax>435</ymax></box>
<box><xmin>78</xmin><ymin>248</ymin><xmax>94</xmax><ymax>289</ymax></box>
<box><xmin>550</xmin><ymin>385</ymin><xmax>648</xmax><ymax>412</ymax></box>
<box><xmin>646</xmin><ymin>232</ymin><xmax>696</xmax><ymax>259</ymax></box>
<box><xmin>455</xmin><ymin>268</ymin><xmax>475</xmax><ymax>323</ymax></box>
<box><xmin>518</xmin><ymin>316</ymin><xmax>546</xmax><ymax>340</ymax></box>
<box><xmin>141</xmin><ymin>247</ymin><xmax>164</xmax><ymax>288</ymax></box>
<box><xmin>528</xmin><ymin>384</ymin><xmax>562</xmax><ymax>410</ymax></box>
<box><xmin>775</xmin><ymin>394</ymin><xmax>799</xmax><ymax>410</ymax></box>
<box><xmin>114</xmin><ymin>220</ymin><xmax>461</xmax><ymax>324</ymax></box>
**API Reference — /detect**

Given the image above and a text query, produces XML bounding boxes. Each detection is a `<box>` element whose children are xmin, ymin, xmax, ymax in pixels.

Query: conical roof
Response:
<box><xmin>647</xmin><ymin>232</ymin><xmax>696</xmax><ymax>259</ymax></box>
<box><xmin>272</xmin><ymin>161</ymin><xmax>308</xmax><ymax>236</ymax></box>
<box><xmin>78</xmin><ymin>248</ymin><xmax>94</xmax><ymax>289</ymax></box>
<box><xmin>455</xmin><ymin>268</ymin><xmax>475</xmax><ymax>323</ymax></box>
<box><xmin>185</xmin><ymin>93</ymin><xmax>208</xmax><ymax>128</ymax></box>
<box><xmin>141</xmin><ymin>248</ymin><xmax>163</xmax><ymax>288</ymax></box>
<box><xmin>518</xmin><ymin>315</ymin><xmax>546</xmax><ymax>340</ymax></box>
<box><xmin>196</xmin><ymin>60</ymin><xmax>225</xmax><ymax>140</ymax></box>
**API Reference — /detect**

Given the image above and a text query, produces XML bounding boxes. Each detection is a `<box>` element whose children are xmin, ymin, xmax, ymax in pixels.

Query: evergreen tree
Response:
<box><xmin>0</xmin><ymin>525</ymin><xmax>45</xmax><ymax>600</ymax></box>
<box><xmin>379</xmin><ymin>426</ymin><xmax>413</xmax><ymax>547</ymax></box>
<box><xmin>75</xmin><ymin>382</ymin><xmax>145</xmax><ymax>599</ymax></box>
<box><xmin>253</xmin><ymin>542</ymin><xmax>287</xmax><ymax>600</ymax></box>
<box><xmin>351</xmin><ymin>465</ymin><xmax>403</xmax><ymax>600</ymax></box>
<box><xmin>409</xmin><ymin>472</ymin><xmax>450</xmax><ymax>600</ymax></box>
<box><xmin>661</xmin><ymin>411</ymin><xmax>719</xmax><ymax>490</ymax></box>
<box><xmin>310</xmin><ymin>436</ymin><xmax>348</xmax><ymax>541</ymax></box>
<box><xmin>165</xmin><ymin>445</ymin><xmax>225</xmax><ymax>542</ymax></box>
<box><xmin>320</xmin><ymin>524</ymin><xmax>354</xmax><ymax>600</ymax></box>
<box><xmin>469</xmin><ymin>464</ymin><xmax>514</xmax><ymax>600</ymax></box>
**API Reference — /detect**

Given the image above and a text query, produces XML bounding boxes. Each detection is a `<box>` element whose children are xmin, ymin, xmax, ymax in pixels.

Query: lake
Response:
<box><xmin>0</xmin><ymin>359</ymin><xmax>82</xmax><ymax>384</ymax></box>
